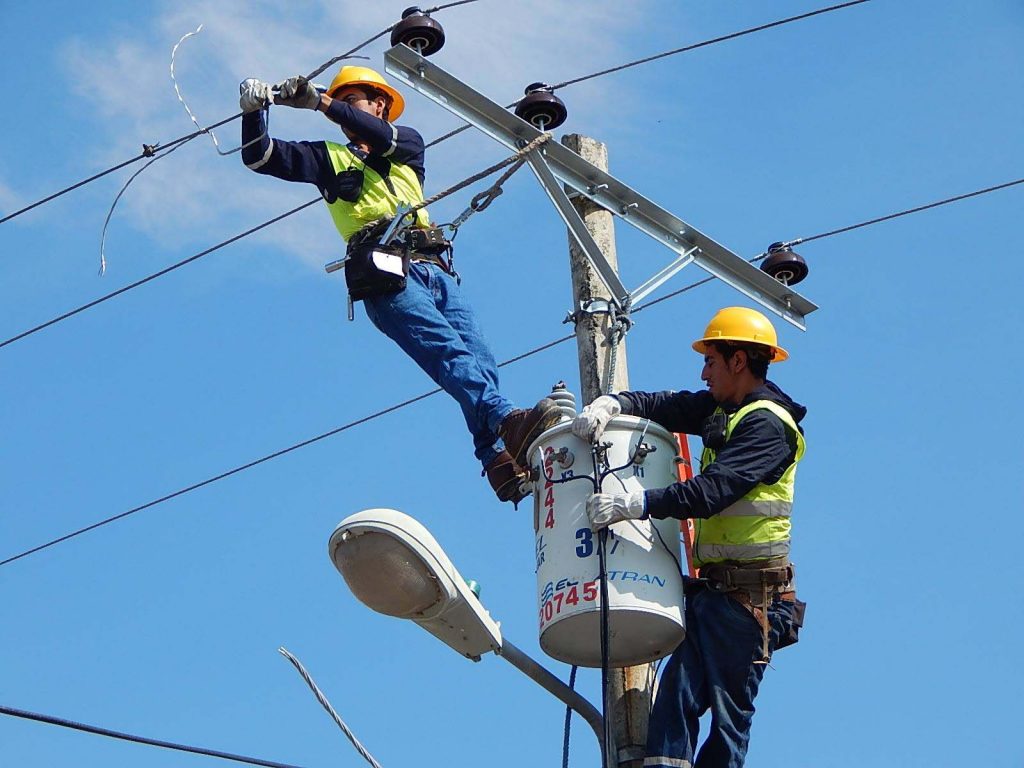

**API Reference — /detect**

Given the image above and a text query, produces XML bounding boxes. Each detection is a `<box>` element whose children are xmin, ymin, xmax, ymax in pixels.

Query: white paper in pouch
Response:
<box><xmin>371</xmin><ymin>250</ymin><xmax>405</xmax><ymax>276</ymax></box>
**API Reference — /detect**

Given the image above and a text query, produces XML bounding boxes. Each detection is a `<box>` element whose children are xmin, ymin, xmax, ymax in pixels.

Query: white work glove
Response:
<box><xmin>586</xmin><ymin>490</ymin><xmax>646</xmax><ymax>530</ymax></box>
<box><xmin>572</xmin><ymin>395</ymin><xmax>621</xmax><ymax>442</ymax></box>
<box><xmin>273</xmin><ymin>76</ymin><xmax>320</xmax><ymax>109</ymax></box>
<box><xmin>239</xmin><ymin>78</ymin><xmax>273</xmax><ymax>112</ymax></box>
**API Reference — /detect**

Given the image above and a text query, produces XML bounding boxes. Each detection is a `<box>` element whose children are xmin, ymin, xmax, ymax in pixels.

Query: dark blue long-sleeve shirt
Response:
<box><xmin>616</xmin><ymin>381</ymin><xmax>806</xmax><ymax>521</ymax></box>
<box><xmin>240</xmin><ymin>101</ymin><xmax>426</xmax><ymax>207</ymax></box>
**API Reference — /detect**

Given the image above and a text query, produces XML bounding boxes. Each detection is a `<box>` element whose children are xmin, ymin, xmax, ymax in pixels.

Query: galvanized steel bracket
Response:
<box><xmin>384</xmin><ymin>44</ymin><xmax>818</xmax><ymax>329</ymax></box>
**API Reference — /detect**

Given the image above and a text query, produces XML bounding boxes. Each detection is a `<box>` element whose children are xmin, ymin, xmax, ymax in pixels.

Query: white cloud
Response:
<box><xmin>63</xmin><ymin>0</ymin><xmax>658</xmax><ymax>271</ymax></box>
<box><xmin>0</xmin><ymin>174</ymin><xmax>23</xmax><ymax>219</ymax></box>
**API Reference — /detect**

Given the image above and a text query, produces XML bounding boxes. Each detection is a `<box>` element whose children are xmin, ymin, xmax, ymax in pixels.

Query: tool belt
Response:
<box><xmin>697</xmin><ymin>559</ymin><xmax>805</xmax><ymax>661</ymax></box>
<box><xmin>344</xmin><ymin>221</ymin><xmax>454</xmax><ymax>304</ymax></box>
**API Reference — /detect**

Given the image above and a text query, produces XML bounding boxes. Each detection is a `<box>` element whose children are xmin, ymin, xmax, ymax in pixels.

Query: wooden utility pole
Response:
<box><xmin>563</xmin><ymin>133</ymin><xmax>650</xmax><ymax>768</ymax></box>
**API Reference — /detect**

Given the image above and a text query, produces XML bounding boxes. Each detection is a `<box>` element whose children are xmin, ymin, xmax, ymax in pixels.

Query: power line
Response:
<box><xmin>0</xmin><ymin>704</ymin><xmax>307</xmax><ymax>768</ymax></box>
<box><xmin>0</xmin><ymin>0</ymin><xmax>477</xmax><ymax>228</ymax></box>
<box><xmin>2</xmin><ymin>1</ymin><xmax>881</xmax><ymax>338</ymax></box>
<box><xmin>4</xmin><ymin>173</ymin><xmax>1022</xmax><ymax>352</ymax></box>
<box><xmin>0</xmin><ymin>272</ymin><xmax>710</xmax><ymax>569</ymax></box>
<box><xmin>0</xmin><ymin>199</ymin><xmax>320</xmax><ymax>351</ymax></box>
<box><xmin>789</xmin><ymin>176</ymin><xmax>1024</xmax><ymax>245</ymax></box>
<box><xmin>426</xmin><ymin>0</ymin><xmax>872</xmax><ymax>148</ymax></box>
<box><xmin>8</xmin><ymin>155</ymin><xmax>1018</xmax><ymax>563</ymax></box>
<box><xmin>549</xmin><ymin>0</ymin><xmax>871</xmax><ymax>90</ymax></box>
<box><xmin>0</xmin><ymin>114</ymin><xmax>238</xmax><ymax>226</ymax></box>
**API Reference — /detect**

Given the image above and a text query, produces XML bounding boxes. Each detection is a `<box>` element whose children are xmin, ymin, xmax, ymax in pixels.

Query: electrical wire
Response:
<box><xmin>0</xmin><ymin>0</ymin><xmax>478</xmax><ymax>228</ymax></box>
<box><xmin>548</xmin><ymin>0</ymin><xmax>871</xmax><ymax>91</ymax></box>
<box><xmin>0</xmin><ymin>0</ymin><xmax>938</xmax><ymax>339</ymax></box>
<box><xmin>425</xmin><ymin>0</ymin><xmax>872</xmax><ymax>148</ymax></box>
<box><xmin>4</xmin><ymin>166</ymin><xmax>1022</xmax><ymax>352</ymax></box>
<box><xmin>278</xmin><ymin>648</ymin><xmax>383</xmax><ymax>768</ymax></box>
<box><xmin>0</xmin><ymin>168</ymin><xmax>1016</xmax><ymax>567</ymax></box>
<box><xmin>0</xmin><ymin>114</ymin><xmax>238</xmax><ymax>226</ymax></box>
<box><xmin>0</xmin><ymin>199</ymin><xmax>320</xmax><ymax>351</ymax></box>
<box><xmin>561</xmin><ymin>664</ymin><xmax>578</xmax><ymax>768</ymax></box>
<box><xmin>0</xmin><ymin>704</ymin><xmax>307</xmax><ymax>768</ymax></box>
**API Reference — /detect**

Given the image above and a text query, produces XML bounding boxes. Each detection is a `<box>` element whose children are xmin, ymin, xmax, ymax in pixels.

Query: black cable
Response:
<box><xmin>0</xmin><ymin>705</ymin><xmax>307</xmax><ymax>768</ymax></box>
<box><xmin>0</xmin><ymin>1</ymin><xmax>480</xmax><ymax>227</ymax></box>
<box><xmin>549</xmin><ymin>0</ymin><xmax>872</xmax><ymax>91</ymax></box>
<box><xmin>8</xmin><ymin>156</ymin><xmax>1020</xmax><ymax>564</ymax></box>
<box><xmin>791</xmin><ymin>176</ymin><xmax>1024</xmax><ymax>245</ymax></box>
<box><xmin>0</xmin><ymin>198</ymin><xmax>320</xmax><ymax>351</ymax></box>
<box><xmin>6</xmin><ymin>168</ymin><xmax>1022</xmax><ymax>351</ymax></box>
<box><xmin>425</xmin><ymin>1</ymin><xmax>872</xmax><ymax>148</ymax></box>
<box><xmin>2</xmin><ymin>162</ymin><xmax>1020</xmax><ymax>561</ymax></box>
<box><xmin>0</xmin><ymin>113</ymin><xmax>240</xmax><ymax>226</ymax></box>
<box><xmin>561</xmin><ymin>664</ymin><xmax>578</xmax><ymax>768</ymax></box>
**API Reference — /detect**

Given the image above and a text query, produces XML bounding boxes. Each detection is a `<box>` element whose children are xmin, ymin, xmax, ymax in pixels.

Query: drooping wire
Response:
<box><xmin>0</xmin><ymin>704</ymin><xmax>307</xmax><ymax>768</ymax></box>
<box><xmin>0</xmin><ymin>199</ymin><xmax>321</xmax><ymax>352</ymax></box>
<box><xmin>2</xmin><ymin>136</ymin><xmax>548</xmax><ymax>350</ymax></box>
<box><xmin>0</xmin><ymin>266</ymin><xmax>722</xmax><ymax>569</ymax></box>
<box><xmin>278</xmin><ymin>648</ymin><xmax>383</xmax><ymax>768</ymax></box>
<box><xmin>0</xmin><ymin>0</ymin><xmax>479</xmax><ymax>228</ymax></box>
<box><xmin>0</xmin><ymin>116</ymin><xmax>237</xmax><ymax>226</ymax></box>
<box><xmin>97</xmin><ymin>138</ymin><xmax>196</xmax><ymax>275</ymax></box>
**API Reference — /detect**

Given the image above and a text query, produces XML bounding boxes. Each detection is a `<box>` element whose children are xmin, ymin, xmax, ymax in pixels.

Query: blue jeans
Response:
<box><xmin>645</xmin><ymin>587</ymin><xmax>800</xmax><ymax>768</ymax></box>
<box><xmin>363</xmin><ymin>262</ymin><xmax>515</xmax><ymax>468</ymax></box>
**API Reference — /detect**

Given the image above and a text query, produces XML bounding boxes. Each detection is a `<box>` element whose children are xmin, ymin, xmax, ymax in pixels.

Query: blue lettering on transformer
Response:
<box><xmin>603</xmin><ymin>571</ymin><xmax>667</xmax><ymax>587</ymax></box>
<box><xmin>542</xmin><ymin>582</ymin><xmax>554</xmax><ymax>603</ymax></box>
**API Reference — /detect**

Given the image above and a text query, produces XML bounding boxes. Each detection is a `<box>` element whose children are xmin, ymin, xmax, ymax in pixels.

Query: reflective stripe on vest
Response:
<box><xmin>693</xmin><ymin>399</ymin><xmax>805</xmax><ymax>568</ymax></box>
<box><xmin>323</xmin><ymin>142</ymin><xmax>430</xmax><ymax>241</ymax></box>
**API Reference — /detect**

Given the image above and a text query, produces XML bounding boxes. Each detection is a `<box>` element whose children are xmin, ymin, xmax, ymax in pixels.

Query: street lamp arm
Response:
<box><xmin>497</xmin><ymin>639</ymin><xmax>609</xmax><ymax>764</ymax></box>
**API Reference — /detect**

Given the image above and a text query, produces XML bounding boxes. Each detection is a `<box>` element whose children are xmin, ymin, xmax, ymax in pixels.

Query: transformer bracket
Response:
<box><xmin>384</xmin><ymin>44</ymin><xmax>818</xmax><ymax>329</ymax></box>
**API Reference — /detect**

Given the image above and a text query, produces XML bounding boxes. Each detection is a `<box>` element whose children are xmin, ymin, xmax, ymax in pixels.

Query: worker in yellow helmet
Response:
<box><xmin>572</xmin><ymin>306</ymin><xmax>807</xmax><ymax>768</ymax></box>
<box><xmin>237</xmin><ymin>67</ymin><xmax>560</xmax><ymax>504</ymax></box>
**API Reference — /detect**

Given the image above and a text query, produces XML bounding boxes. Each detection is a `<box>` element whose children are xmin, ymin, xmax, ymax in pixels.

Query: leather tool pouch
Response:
<box><xmin>407</xmin><ymin>226</ymin><xmax>448</xmax><ymax>251</ymax></box>
<box><xmin>344</xmin><ymin>241</ymin><xmax>409</xmax><ymax>302</ymax></box>
<box><xmin>775</xmin><ymin>597</ymin><xmax>806</xmax><ymax>650</ymax></box>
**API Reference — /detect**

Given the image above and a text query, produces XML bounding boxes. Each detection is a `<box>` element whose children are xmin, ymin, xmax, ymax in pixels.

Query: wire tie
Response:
<box><xmin>142</xmin><ymin>144</ymin><xmax>158</xmax><ymax>157</ymax></box>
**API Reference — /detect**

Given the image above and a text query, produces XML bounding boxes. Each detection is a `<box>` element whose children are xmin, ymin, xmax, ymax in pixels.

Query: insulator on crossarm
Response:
<box><xmin>549</xmin><ymin>381</ymin><xmax>577</xmax><ymax>420</ymax></box>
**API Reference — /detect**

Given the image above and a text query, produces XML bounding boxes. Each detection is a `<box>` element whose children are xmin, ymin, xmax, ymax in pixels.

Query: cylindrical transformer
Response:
<box><xmin>526</xmin><ymin>417</ymin><xmax>686</xmax><ymax>668</ymax></box>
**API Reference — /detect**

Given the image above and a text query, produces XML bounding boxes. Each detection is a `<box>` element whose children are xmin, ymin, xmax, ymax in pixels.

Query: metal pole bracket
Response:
<box><xmin>384</xmin><ymin>44</ymin><xmax>819</xmax><ymax>330</ymax></box>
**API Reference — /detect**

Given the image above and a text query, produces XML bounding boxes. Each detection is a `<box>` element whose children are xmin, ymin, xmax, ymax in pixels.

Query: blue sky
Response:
<box><xmin>2</xmin><ymin>1</ymin><xmax>1023</xmax><ymax>766</ymax></box>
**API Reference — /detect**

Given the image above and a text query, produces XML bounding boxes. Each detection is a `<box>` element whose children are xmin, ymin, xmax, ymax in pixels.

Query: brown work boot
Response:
<box><xmin>483</xmin><ymin>450</ymin><xmax>529</xmax><ymax>504</ymax></box>
<box><xmin>498</xmin><ymin>397</ymin><xmax>563</xmax><ymax>467</ymax></box>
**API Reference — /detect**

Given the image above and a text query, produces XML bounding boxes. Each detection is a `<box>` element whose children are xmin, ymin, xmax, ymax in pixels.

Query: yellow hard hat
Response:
<box><xmin>327</xmin><ymin>66</ymin><xmax>405</xmax><ymax>121</ymax></box>
<box><xmin>692</xmin><ymin>306</ymin><xmax>789</xmax><ymax>362</ymax></box>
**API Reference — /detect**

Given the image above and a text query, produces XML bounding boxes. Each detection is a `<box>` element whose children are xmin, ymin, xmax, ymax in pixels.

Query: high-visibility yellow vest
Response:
<box><xmin>694</xmin><ymin>399</ymin><xmax>805</xmax><ymax>568</ymax></box>
<box><xmin>323</xmin><ymin>142</ymin><xmax>430</xmax><ymax>241</ymax></box>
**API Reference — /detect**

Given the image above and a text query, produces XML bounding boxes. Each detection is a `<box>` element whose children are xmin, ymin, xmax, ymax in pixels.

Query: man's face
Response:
<box><xmin>335</xmin><ymin>86</ymin><xmax>386</xmax><ymax>119</ymax></box>
<box><xmin>701</xmin><ymin>346</ymin><xmax>741</xmax><ymax>404</ymax></box>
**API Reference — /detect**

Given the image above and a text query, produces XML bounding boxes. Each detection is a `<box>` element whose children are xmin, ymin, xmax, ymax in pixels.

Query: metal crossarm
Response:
<box><xmin>526</xmin><ymin>151</ymin><xmax>631</xmax><ymax>308</ymax></box>
<box><xmin>385</xmin><ymin>44</ymin><xmax>819</xmax><ymax>329</ymax></box>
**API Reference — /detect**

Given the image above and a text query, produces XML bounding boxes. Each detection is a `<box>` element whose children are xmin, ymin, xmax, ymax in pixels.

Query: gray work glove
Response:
<box><xmin>239</xmin><ymin>78</ymin><xmax>273</xmax><ymax>112</ymax></box>
<box><xmin>572</xmin><ymin>394</ymin><xmax>621</xmax><ymax>442</ymax></box>
<box><xmin>273</xmin><ymin>76</ymin><xmax>320</xmax><ymax>109</ymax></box>
<box><xmin>586</xmin><ymin>490</ymin><xmax>647</xmax><ymax>530</ymax></box>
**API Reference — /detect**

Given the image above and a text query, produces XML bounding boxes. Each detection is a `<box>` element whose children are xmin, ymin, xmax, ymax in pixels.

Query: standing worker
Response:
<box><xmin>573</xmin><ymin>306</ymin><xmax>807</xmax><ymax>768</ymax></box>
<box><xmin>237</xmin><ymin>67</ymin><xmax>560</xmax><ymax>504</ymax></box>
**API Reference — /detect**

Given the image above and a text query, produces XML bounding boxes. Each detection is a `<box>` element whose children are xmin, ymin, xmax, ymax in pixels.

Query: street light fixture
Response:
<box><xmin>328</xmin><ymin>508</ymin><xmax>609</xmax><ymax>764</ymax></box>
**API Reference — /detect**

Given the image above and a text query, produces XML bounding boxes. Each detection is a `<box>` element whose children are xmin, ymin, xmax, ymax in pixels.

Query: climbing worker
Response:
<box><xmin>572</xmin><ymin>306</ymin><xmax>807</xmax><ymax>768</ymax></box>
<box><xmin>237</xmin><ymin>66</ymin><xmax>560</xmax><ymax>503</ymax></box>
